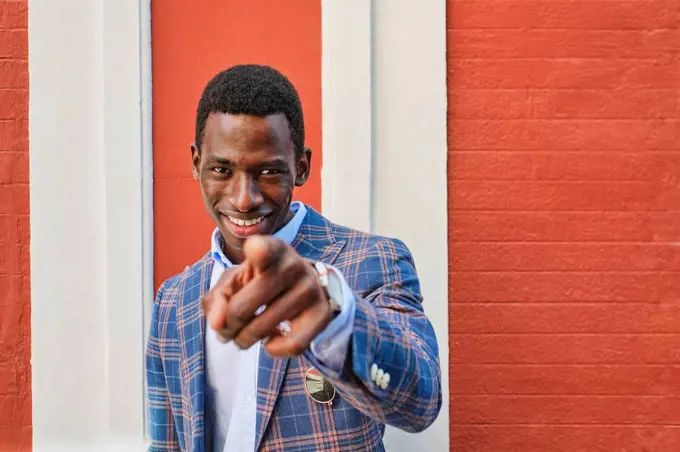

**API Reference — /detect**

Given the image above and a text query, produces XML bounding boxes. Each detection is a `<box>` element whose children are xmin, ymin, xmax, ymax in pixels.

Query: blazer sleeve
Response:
<box><xmin>146</xmin><ymin>282</ymin><xmax>181</xmax><ymax>451</ymax></box>
<box><xmin>303</xmin><ymin>237</ymin><xmax>443</xmax><ymax>433</ymax></box>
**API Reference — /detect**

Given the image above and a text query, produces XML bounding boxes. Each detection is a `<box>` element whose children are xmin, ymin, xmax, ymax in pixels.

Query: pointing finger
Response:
<box><xmin>243</xmin><ymin>235</ymin><xmax>287</xmax><ymax>273</ymax></box>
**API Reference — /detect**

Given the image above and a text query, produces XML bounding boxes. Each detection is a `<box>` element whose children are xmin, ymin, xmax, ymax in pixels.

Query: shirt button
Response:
<box><xmin>245</xmin><ymin>396</ymin><xmax>254</xmax><ymax>404</ymax></box>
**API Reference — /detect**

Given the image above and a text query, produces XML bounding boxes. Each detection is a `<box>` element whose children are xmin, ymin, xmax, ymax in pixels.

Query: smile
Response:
<box><xmin>227</xmin><ymin>216</ymin><xmax>265</xmax><ymax>227</ymax></box>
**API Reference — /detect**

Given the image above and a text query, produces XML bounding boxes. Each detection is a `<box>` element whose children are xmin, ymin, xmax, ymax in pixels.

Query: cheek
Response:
<box><xmin>258</xmin><ymin>183</ymin><xmax>292</xmax><ymax>210</ymax></box>
<box><xmin>199</xmin><ymin>176</ymin><xmax>225</xmax><ymax>202</ymax></box>
<box><xmin>275</xmin><ymin>182</ymin><xmax>295</xmax><ymax>205</ymax></box>
<box><xmin>279</xmin><ymin>190</ymin><xmax>295</xmax><ymax>213</ymax></box>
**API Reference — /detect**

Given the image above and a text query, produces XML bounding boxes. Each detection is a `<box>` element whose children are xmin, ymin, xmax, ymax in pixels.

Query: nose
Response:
<box><xmin>229</xmin><ymin>173</ymin><xmax>264</xmax><ymax>212</ymax></box>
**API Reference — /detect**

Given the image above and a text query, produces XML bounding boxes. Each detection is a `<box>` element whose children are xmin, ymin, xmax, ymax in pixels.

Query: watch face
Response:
<box><xmin>326</xmin><ymin>269</ymin><xmax>343</xmax><ymax>308</ymax></box>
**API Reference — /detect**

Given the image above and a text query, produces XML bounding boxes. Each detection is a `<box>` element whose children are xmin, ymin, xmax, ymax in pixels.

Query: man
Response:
<box><xmin>146</xmin><ymin>64</ymin><xmax>442</xmax><ymax>452</ymax></box>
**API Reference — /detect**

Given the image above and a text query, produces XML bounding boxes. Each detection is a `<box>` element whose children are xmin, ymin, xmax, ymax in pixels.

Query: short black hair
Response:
<box><xmin>195</xmin><ymin>64</ymin><xmax>305</xmax><ymax>158</ymax></box>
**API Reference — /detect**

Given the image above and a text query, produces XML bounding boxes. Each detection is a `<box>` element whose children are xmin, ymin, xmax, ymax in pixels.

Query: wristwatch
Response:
<box><xmin>313</xmin><ymin>261</ymin><xmax>343</xmax><ymax>315</ymax></box>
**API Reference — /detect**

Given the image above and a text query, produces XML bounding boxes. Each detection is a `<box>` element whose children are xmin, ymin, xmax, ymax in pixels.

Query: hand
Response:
<box><xmin>202</xmin><ymin>264</ymin><xmax>251</xmax><ymax>341</ymax></box>
<box><xmin>202</xmin><ymin>235</ymin><xmax>335</xmax><ymax>357</ymax></box>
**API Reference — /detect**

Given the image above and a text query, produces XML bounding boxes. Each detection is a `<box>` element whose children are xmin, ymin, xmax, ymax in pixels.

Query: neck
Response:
<box><xmin>221</xmin><ymin>240</ymin><xmax>245</xmax><ymax>264</ymax></box>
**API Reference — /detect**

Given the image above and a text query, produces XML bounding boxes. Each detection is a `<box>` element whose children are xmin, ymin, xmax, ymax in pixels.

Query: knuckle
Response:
<box><xmin>208</xmin><ymin>317</ymin><xmax>222</xmax><ymax>331</ymax></box>
<box><xmin>268</xmin><ymin>238</ymin><xmax>287</xmax><ymax>259</ymax></box>
<box><xmin>286</xmin><ymin>337</ymin><xmax>307</xmax><ymax>356</ymax></box>
<box><xmin>270</xmin><ymin>236</ymin><xmax>285</xmax><ymax>250</ymax></box>
<box><xmin>227</xmin><ymin>304</ymin><xmax>250</xmax><ymax>326</ymax></box>
<box><xmin>234</xmin><ymin>334</ymin><xmax>253</xmax><ymax>350</ymax></box>
<box><xmin>201</xmin><ymin>294</ymin><xmax>211</xmax><ymax>309</ymax></box>
<box><xmin>281</xmin><ymin>257</ymin><xmax>304</xmax><ymax>280</ymax></box>
<box><xmin>218</xmin><ymin>269</ymin><xmax>236</xmax><ymax>285</ymax></box>
<box><xmin>301</xmin><ymin>276</ymin><xmax>320</xmax><ymax>303</ymax></box>
<box><xmin>202</xmin><ymin>289</ymin><xmax>216</xmax><ymax>302</ymax></box>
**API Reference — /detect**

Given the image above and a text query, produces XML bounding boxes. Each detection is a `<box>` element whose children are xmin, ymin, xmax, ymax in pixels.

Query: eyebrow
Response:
<box><xmin>207</xmin><ymin>156</ymin><xmax>232</xmax><ymax>165</ymax></box>
<box><xmin>258</xmin><ymin>158</ymin><xmax>289</xmax><ymax>168</ymax></box>
<box><xmin>206</xmin><ymin>156</ymin><xmax>288</xmax><ymax>168</ymax></box>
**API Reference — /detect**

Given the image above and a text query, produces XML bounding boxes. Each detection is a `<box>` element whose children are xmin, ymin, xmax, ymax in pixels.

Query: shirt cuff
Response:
<box><xmin>309</xmin><ymin>264</ymin><xmax>356</xmax><ymax>371</ymax></box>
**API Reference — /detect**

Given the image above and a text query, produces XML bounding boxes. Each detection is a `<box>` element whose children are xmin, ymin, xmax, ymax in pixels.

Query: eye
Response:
<box><xmin>261</xmin><ymin>169</ymin><xmax>281</xmax><ymax>176</ymax></box>
<box><xmin>213</xmin><ymin>167</ymin><xmax>229</xmax><ymax>175</ymax></box>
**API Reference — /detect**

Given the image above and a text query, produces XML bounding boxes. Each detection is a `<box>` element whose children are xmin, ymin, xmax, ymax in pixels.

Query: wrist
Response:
<box><xmin>313</xmin><ymin>261</ymin><xmax>343</xmax><ymax>316</ymax></box>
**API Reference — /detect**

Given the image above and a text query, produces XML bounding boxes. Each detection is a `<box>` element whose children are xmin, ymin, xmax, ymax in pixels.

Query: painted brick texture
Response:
<box><xmin>0</xmin><ymin>0</ymin><xmax>30</xmax><ymax>450</ymax></box>
<box><xmin>447</xmin><ymin>1</ymin><xmax>680</xmax><ymax>451</ymax></box>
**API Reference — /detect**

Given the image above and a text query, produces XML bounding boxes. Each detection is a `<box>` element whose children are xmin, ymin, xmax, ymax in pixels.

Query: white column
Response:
<box><xmin>321</xmin><ymin>0</ymin><xmax>373</xmax><ymax>232</ymax></box>
<box><xmin>29</xmin><ymin>0</ymin><xmax>153</xmax><ymax>449</ymax></box>
<box><xmin>372</xmin><ymin>1</ymin><xmax>450</xmax><ymax>450</ymax></box>
<box><xmin>322</xmin><ymin>1</ymin><xmax>449</xmax><ymax>451</ymax></box>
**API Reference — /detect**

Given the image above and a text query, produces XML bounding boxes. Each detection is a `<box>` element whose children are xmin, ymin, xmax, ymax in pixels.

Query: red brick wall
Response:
<box><xmin>0</xmin><ymin>0</ymin><xmax>30</xmax><ymax>450</ymax></box>
<box><xmin>447</xmin><ymin>1</ymin><xmax>680</xmax><ymax>451</ymax></box>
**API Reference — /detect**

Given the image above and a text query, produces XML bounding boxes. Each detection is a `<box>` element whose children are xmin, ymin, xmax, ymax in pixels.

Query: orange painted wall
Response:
<box><xmin>448</xmin><ymin>1</ymin><xmax>680</xmax><ymax>451</ymax></box>
<box><xmin>151</xmin><ymin>1</ymin><xmax>322</xmax><ymax>289</ymax></box>
<box><xmin>0</xmin><ymin>0</ymin><xmax>31</xmax><ymax>449</ymax></box>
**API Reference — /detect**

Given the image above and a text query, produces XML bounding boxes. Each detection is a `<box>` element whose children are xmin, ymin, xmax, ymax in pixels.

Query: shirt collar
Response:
<box><xmin>210</xmin><ymin>201</ymin><xmax>308</xmax><ymax>267</ymax></box>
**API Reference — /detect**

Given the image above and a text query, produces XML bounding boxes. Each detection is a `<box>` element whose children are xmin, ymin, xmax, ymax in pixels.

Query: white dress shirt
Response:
<box><xmin>205</xmin><ymin>202</ymin><xmax>356</xmax><ymax>452</ymax></box>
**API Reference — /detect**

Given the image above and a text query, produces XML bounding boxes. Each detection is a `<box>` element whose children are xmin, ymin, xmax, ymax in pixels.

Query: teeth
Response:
<box><xmin>228</xmin><ymin>216</ymin><xmax>264</xmax><ymax>227</ymax></box>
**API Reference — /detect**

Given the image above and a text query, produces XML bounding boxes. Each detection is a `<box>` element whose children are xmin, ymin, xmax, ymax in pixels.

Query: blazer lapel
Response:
<box><xmin>255</xmin><ymin>207</ymin><xmax>346</xmax><ymax>451</ymax></box>
<box><xmin>177</xmin><ymin>254</ymin><xmax>213</xmax><ymax>452</ymax></box>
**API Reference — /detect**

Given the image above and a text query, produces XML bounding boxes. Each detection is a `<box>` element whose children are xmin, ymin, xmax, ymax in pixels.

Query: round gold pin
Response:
<box><xmin>304</xmin><ymin>367</ymin><xmax>336</xmax><ymax>406</ymax></box>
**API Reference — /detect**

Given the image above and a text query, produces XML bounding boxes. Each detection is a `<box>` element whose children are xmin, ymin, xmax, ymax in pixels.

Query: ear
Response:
<box><xmin>190</xmin><ymin>143</ymin><xmax>200</xmax><ymax>181</ymax></box>
<box><xmin>295</xmin><ymin>147</ymin><xmax>312</xmax><ymax>187</ymax></box>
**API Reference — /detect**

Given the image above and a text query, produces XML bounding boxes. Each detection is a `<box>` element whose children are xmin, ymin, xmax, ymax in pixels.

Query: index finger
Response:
<box><xmin>243</xmin><ymin>235</ymin><xmax>287</xmax><ymax>274</ymax></box>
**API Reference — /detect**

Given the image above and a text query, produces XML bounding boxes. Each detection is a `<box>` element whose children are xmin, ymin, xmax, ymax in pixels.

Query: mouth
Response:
<box><xmin>222</xmin><ymin>213</ymin><xmax>272</xmax><ymax>238</ymax></box>
<box><xmin>227</xmin><ymin>215</ymin><xmax>266</xmax><ymax>227</ymax></box>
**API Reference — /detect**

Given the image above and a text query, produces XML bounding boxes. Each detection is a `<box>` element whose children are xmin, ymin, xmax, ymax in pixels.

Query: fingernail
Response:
<box><xmin>217</xmin><ymin>329</ymin><xmax>232</xmax><ymax>343</ymax></box>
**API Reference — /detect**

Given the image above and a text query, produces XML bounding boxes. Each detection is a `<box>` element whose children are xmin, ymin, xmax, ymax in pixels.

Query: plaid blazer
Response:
<box><xmin>146</xmin><ymin>207</ymin><xmax>442</xmax><ymax>452</ymax></box>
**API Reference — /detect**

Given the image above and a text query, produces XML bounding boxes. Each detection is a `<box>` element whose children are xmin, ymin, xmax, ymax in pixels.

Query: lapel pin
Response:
<box><xmin>304</xmin><ymin>367</ymin><xmax>336</xmax><ymax>406</ymax></box>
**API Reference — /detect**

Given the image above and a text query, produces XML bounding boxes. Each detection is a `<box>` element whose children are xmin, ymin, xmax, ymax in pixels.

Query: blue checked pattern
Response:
<box><xmin>146</xmin><ymin>207</ymin><xmax>443</xmax><ymax>452</ymax></box>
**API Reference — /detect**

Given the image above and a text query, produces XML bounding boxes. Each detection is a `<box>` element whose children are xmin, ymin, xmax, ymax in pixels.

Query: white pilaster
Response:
<box><xmin>29</xmin><ymin>0</ymin><xmax>153</xmax><ymax>449</ymax></box>
<box><xmin>322</xmin><ymin>1</ymin><xmax>450</xmax><ymax>450</ymax></box>
<box><xmin>321</xmin><ymin>0</ymin><xmax>373</xmax><ymax>232</ymax></box>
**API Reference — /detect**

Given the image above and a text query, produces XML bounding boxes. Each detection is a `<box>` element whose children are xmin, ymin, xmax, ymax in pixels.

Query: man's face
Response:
<box><xmin>192</xmin><ymin>112</ymin><xmax>310</xmax><ymax>254</ymax></box>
